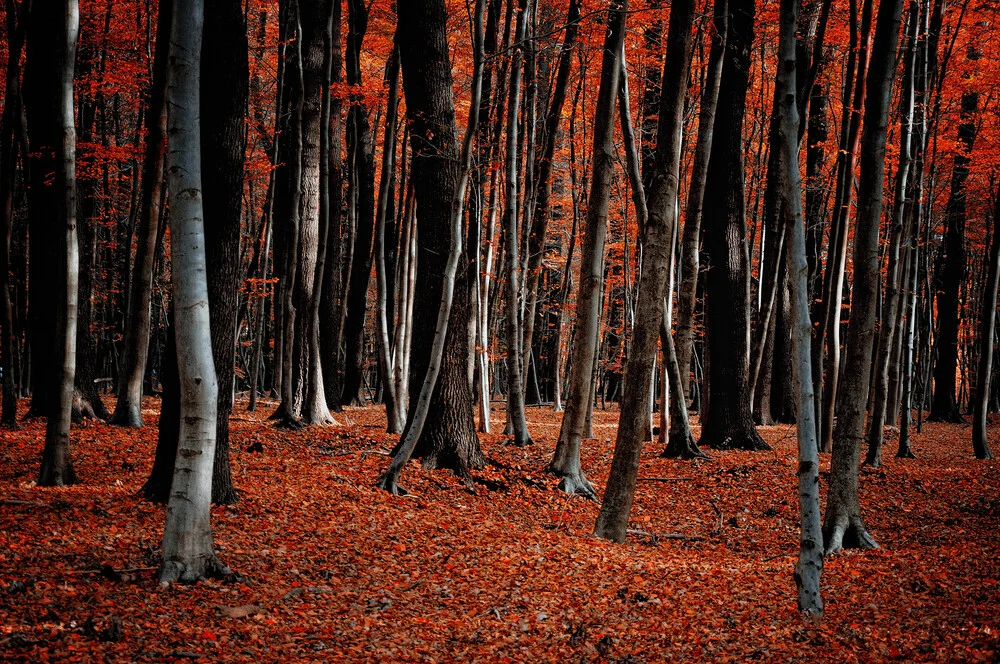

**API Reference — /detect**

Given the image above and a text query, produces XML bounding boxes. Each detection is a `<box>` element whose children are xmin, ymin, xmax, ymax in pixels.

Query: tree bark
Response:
<box><xmin>27</xmin><ymin>0</ymin><xmax>80</xmax><ymax>486</ymax></box>
<box><xmin>201</xmin><ymin>0</ymin><xmax>248</xmax><ymax>503</ymax></box>
<box><xmin>110</xmin><ymin>0</ymin><xmax>171</xmax><ymax>428</ymax></box>
<box><xmin>550</xmin><ymin>0</ymin><xmax>628</xmax><ymax>497</ymax></box>
<box><xmin>972</xmin><ymin>186</ymin><xmax>999</xmax><ymax>460</ymax></box>
<box><xmin>824</xmin><ymin>0</ymin><xmax>903</xmax><ymax>556</ymax></box>
<box><xmin>698</xmin><ymin>0</ymin><xmax>768</xmax><ymax>452</ymax></box>
<box><xmin>159</xmin><ymin>0</ymin><xmax>227</xmax><ymax>584</ymax></box>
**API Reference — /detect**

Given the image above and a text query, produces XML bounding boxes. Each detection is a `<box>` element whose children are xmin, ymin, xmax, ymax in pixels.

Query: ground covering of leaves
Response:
<box><xmin>1</xmin><ymin>398</ymin><xmax>999</xmax><ymax>662</ymax></box>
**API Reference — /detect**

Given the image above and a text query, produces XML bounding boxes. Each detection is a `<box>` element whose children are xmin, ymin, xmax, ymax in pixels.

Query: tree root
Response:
<box><xmin>555</xmin><ymin>472</ymin><xmax>599</xmax><ymax>502</ymax></box>
<box><xmin>661</xmin><ymin>430</ymin><xmax>710</xmax><ymax>460</ymax></box>
<box><xmin>823</xmin><ymin>515</ymin><xmax>879</xmax><ymax>556</ymax></box>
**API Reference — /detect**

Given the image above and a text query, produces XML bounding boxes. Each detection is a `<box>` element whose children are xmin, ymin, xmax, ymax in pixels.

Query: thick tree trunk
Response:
<box><xmin>27</xmin><ymin>0</ymin><xmax>80</xmax><ymax>486</ymax></box>
<box><xmin>110</xmin><ymin>0</ymin><xmax>170</xmax><ymax>428</ymax></box>
<box><xmin>698</xmin><ymin>0</ymin><xmax>768</xmax><ymax>452</ymax></box>
<box><xmin>201</xmin><ymin>0</ymin><xmax>248</xmax><ymax>504</ymax></box>
<box><xmin>378</xmin><ymin>0</ymin><xmax>485</xmax><ymax>494</ymax></box>
<box><xmin>550</xmin><ymin>0</ymin><xmax>628</xmax><ymax>497</ymax></box>
<box><xmin>824</xmin><ymin>0</ymin><xmax>903</xmax><ymax>556</ymax></box>
<box><xmin>159</xmin><ymin>0</ymin><xmax>227</xmax><ymax>584</ymax></box>
<box><xmin>595</xmin><ymin>0</ymin><xmax>693</xmax><ymax>543</ymax></box>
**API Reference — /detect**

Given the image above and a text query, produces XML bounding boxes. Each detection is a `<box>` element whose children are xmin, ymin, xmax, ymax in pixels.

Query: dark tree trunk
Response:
<box><xmin>698</xmin><ymin>0</ymin><xmax>768</xmax><ymax>451</ymax></box>
<box><xmin>395</xmin><ymin>0</ymin><xmax>483</xmax><ymax>476</ymax></box>
<box><xmin>201</xmin><ymin>0</ymin><xmax>248</xmax><ymax>504</ymax></box>
<box><xmin>972</xmin><ymin>185</ymin><xmax>999</xmax><ymax>460</ymax></box>
<box><xmin>930</xmin><ymin>89</ymin><xmax>977</xmax><ymax>423</ymax></box>
<box><xmin>824</xmin><ymin>0</ymin><xmax>903</xmax><ymax>555</ymax></box>
<box><xmin>340</xmin><ymin>0</ymin><xmax>376</xmax><ymax>407</ymax></box>
<box><xmin>0</xmin><ymin>0</ymin><xmax>26</xmax><ymax>428</ymax></box>
<box><xmin>595</xmin><ymin>0</ymin><xmax>694</xmax><ymax>543</ymax></box>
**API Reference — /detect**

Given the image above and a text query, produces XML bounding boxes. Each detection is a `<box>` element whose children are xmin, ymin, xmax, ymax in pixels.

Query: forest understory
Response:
<box><xmin>1</xmin><ymin>398</ymin><xmax>998</xmax><ymax>663</ymax></box>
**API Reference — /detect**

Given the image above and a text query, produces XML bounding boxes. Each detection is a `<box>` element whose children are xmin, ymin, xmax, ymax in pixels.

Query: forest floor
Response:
<box><xmin>1</xmin><ymin>398</ymin><xmax>998</xmax><ymax>662</ymax></box>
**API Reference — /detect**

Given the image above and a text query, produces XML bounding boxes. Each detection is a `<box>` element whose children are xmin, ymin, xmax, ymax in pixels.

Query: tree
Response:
<box><xmin>378</xmin><ymin>0</ymin><xmax>485</xmax><ymax>494</ymax></box>
<box><xmin>159</xmin><ymin>0</ymin><xmax>227</xmax><ymax>584</ymax></box>
<box><xmin>110</xmin><ymin>0</ymin><xmax>171</xmax><ymax>428</ymax></box>
<box><xmin>824</xmin><ymin>0</ymin><xmax>904</xmax><ymax>556</ymax></box>
<box><xmin>594</xmin><ymin>0</ymin><xmax>694</xmax><ymax>542</ymax></box>
<box><xmin>774</xmin><ymin>0</ymin><xmax>823</xmax><ymax>617</ymax></box>
<box><xmin>550</xmin><ymin>0</ymin><xmax>628</xmax><ymax>497</ymax></box>
<box><xmin>201</xmin><ymin>0</ymin><xmax>249</xmax><ymax>503</ymax></box>
<box><xmin>24</xmin><ymin>0</ymin><xmax>80</xmax><ymax>485</ymax></box>
<box><xmin>697</xmin><ymin>0</ymin><xmax>768</xmax><ymax>451</ymax></box>
<box><xmin>972</xmin><ymin>185</ymin><xmax>999</xmax><ymax>461</ymax></box>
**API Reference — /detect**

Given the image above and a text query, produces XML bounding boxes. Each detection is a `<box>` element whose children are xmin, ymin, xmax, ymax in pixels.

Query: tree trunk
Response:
<box><xmin>500</xmin><ymin>0</ymin><xmax>533</xmax><ymax>447</ymax></box>
<box><xmin>930</xmin><ymin>89</ymin><xmax>977</xmax><ymax>422</ymax></box>
<box><xmin>110</xmin><ymin>0</ymin><xmax>170</xmax><ymax>428</ymax></box>
<box><xmin>824</xmin><ymin>0</ymin><xmax>903</xmax><ymax>556</ymax></box>
<box><xmin>27</xmin><ymin>0</ymin><xmax>80</xmax><ymax>486</ymax></box>
<box><xmin>159</xmin><ymin>0</ymin><xmax>227</xmax><ymax>584</ymax></box>
<box><xmin>201</xmin><ymin>0</ymin><xmax>248</xmax><ymax>504</ymax></box>
<box><xmin>595</xmin><ymin>0</ymin><xmax>693</xmax><ymax>542</ymax></box>
<box><xmin>378</xmin><ymin>0</ymin><xmax>486</xmax><ymax>494</ymax></box>
<box><xmin>774</xmin><ymin>0</ymin><xmax>823</xmax><ymax>617</ymax></box>
<box><xmin>339</xmin><ymin>0</ymin><xmax>376</xmax><ymax>407</ymax></box>
<box><xmin>675</xmin><ymin>0</ymin><xmax>727</xmax><ymax>401</ymax></box>
<box><xmin>698</xmin><ymin>0</ymin><xmax>768</xmax><ymax>452</ymax></box>
<box><xmin>865</xmin><ymin>1</ymin><xmax>917</xmax><ymax>467</ymax></box>
<box><xmin>0</xmin><ymin>0</ymin><xmax>26</xmax><ymax>428</ymax></box>
<box><xmin>972</xmin><ymin>186</ymin><xmax>999</xmax><ymax>460</ymax></box>
<box><xmin>550</xmin><ymin>0</ymin><xmax>628</xmax><ymax>497</ymax></box>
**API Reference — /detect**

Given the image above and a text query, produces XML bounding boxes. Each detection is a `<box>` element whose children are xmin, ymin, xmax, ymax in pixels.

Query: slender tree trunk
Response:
<box><xmin>675</xmin><ymin>0</ymin><xmax>727</xmax><ymax>401</ymax></box>
<box><xmin>824</xmin><ymin>0</ymin><xmax>903</xmax><ymax>556</ymax></box>
<box><xmin>111</xmin><ymin>0</ymin><xmax>171</xmax><ymax>428</ymax></box>
<box><xmin>930</xmin><ymin>87</ymin><xmax>977</xmax><ymax>422</ymax></box>
<box><xmin>774</xmin><ymin>0</ymin><xmax>823</xmax><ymax>617</ymax></box>
<box><xmin>595</xmin><ymin>0</ymin><xmax>695</xmax><ymax>542</ymax></box>
<box><xmin>499</xmin><ymin>0</ymin><xmax>533</xmax><ymax>447</ymax></box>
<box><xmin>865</xmin><ymin>1</ymin><xmax>917</xmax><ymax>466</ymax></box>
<box><xmin>339</xmin><ymin>0</ymin><xmax>377</xmax><ymax>407</ymax></box>
<box><xmin>158</xmin><ymin>0</ymin><xmax>229</xmax><ymax>584</ymax></box>
<box><xmin>550</xmin><ymin>0</ymin><xmax>628</xmax><ymax>497</ymax></box>
<box><xmin>972</xmin><ymin>186</ymin><xmax>999</xmax><ymax>460</ymax></box>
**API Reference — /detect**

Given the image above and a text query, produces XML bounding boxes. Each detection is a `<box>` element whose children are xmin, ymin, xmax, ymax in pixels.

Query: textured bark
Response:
<box><xmin>775</xmin><ymin>0</ymin><xmax>823</xmax><ymax>617</ymax></box>
<box><xmin>201</xmin><ymin>0</ymin><xmax>248</xmax><ymax>503</ymax></box>
<box><xmin>159</xmin><ymin>0</ymin><xmax>227</xmax><ymax>584</ymax></box>
<box><xmin>27</xmin><ymin>0</ymin><xmax>80</xmax><ymax>486</ymax></box>
<box><xmin>111</xmin><ymin>0</ymin><xmax>170</xmax><ymax>428</ymax></box>
<box><xmin>550</xmin><ymin>0</ymin><xmax>628</xmax><ymax>498</ymax></box>
<box><xmin>378</xmin><ymin>0</ymin><xmax>485</xmax><ymax>494</ymax></box>
<box><xmin>698</xmin><ymin>0</ymin><xmax>768</xmax><ymax>452</ymax></box>
<box><xmin>824</xmin><ymin>0</ymin><xmax>903</xmax><ymax>556</ymax></box>
<box><xmin>675</xmin><ymin>0</ymin><xmax>727</xmax><ymax>400</ymax></box>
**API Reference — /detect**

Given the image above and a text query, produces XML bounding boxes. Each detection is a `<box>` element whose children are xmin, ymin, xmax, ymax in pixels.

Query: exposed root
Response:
<box><xmin>555</xmin><ymin>472</ymin><xmax>599</xmax><ymax>502</ymax></box>
<box><xmin>661</xmin><ymin>431</ymin><xmax>710</xmax><ymax>460</ymax></box>
<box><xmin>823</xmin><ymin>515</ymin><xmax>879</xmax><ymax>556</ymax></box>
<box><xmin>159</xmin><ymin>555</ymin><xmax>233</xmax><ymax>586</ymax></box>
<box><xmin>375</xmin><ymin>470</ymin><xmax>409</xmax><ymax>496</ymax></box>
<box><xmin>896</xmin><ymin>444</ymin><xmax>916</xmax><ymax>459</ymax></box>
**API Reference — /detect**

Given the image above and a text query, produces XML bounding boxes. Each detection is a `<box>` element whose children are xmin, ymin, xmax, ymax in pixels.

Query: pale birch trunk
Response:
<box><xmin>159</xmin><ymin>0</ymin><xmax>225</xmax><ymax>584</ymax></box>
